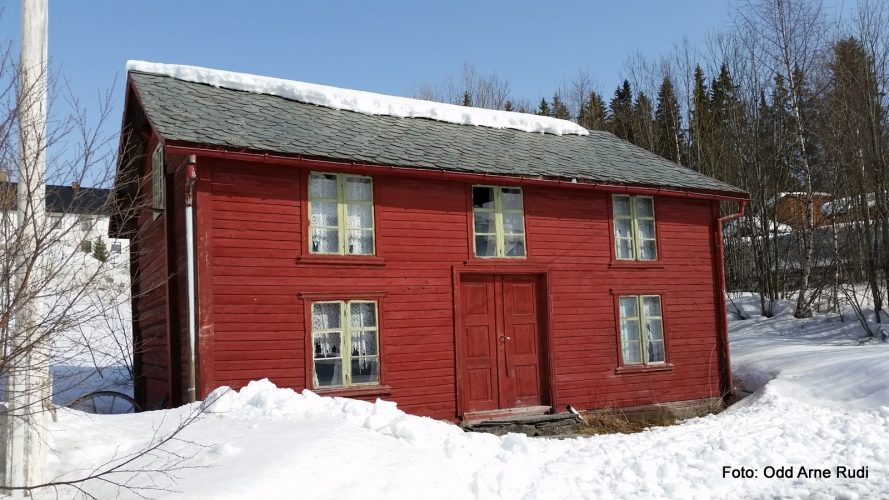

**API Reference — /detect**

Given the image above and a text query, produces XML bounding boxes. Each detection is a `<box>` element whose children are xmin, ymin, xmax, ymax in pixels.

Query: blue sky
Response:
<box><xmin>1</xmin><ymin>0</ymin><xmax>851</xmax><ymax>156</ymax></box>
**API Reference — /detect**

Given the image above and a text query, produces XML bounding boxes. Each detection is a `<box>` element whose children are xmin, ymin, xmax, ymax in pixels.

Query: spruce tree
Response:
<box><xmin>654</xmin><ymin>76</ymin><xmax>683</xmax><ymax>163</ymax></box>
<box><xmin>689</xmin><ymin>65</ymin><xmax>711</xmax><ymax>174</ymax></box>
<box><xmin>632</xmin><ymin>91</ymin><xmax>654</xmax><ymax>149</ymax></box>
<box><xmin>609</xmin><ymin>80</ymin><xmax>634</xmax><ymax>142</ymax></box>
<box><xmin>551</xmin><ymin>93</ymin><xmax>571</xmax><ymax>120</ymax></box>
<box><xmin>578</xmin><ymin>91</ymin><xmax>608</xmax><ymax>130</ymax></box>
<box><xmin>504</xmin><ymin>99</ymin><xmax>514</xmax><ymax>112</ymax></box>
<box><xmin>536</xmin><ymin>98</ymin><xmax>550</xmax><ymax>116</ymax></box>
<box><xmin>92</xmin><ymin>239</ymin><xmax>109</xmax><ymax>262</ymax></box>
<box><xmin>462</xmin><ymin>91</ymin><xmax>472</xmax><ymax>107</ymax></box>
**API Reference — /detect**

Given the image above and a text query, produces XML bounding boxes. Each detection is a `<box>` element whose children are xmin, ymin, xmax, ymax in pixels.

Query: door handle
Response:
<box><xmin>499</xmin><ymin>335</ymin><xmax>511</xmax><ymax>343</ymax></box>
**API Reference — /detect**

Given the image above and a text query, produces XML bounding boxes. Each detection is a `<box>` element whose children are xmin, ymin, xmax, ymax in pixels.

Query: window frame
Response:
<box><xmin>301</xmin><ymin>292</ymin><xmax>389</xmax><ymax>395</ymax></box>
<box><xmin>151</xmin><ymin>143</ymin><xmax>164</xmax><ymax>216</ymax></box>
<box><xmin>49</xmin><ymin>214</ymin><xmax>62</xmax><ymax>231</ymax></box>
<box><xmin>79</xmin><ymin>239</ymin><xmax>92</xmax><ymax>253</ymax></box>
<box><xmin>307</xmin><ymin>172</ymin><xmax>376</xmax><ymax>256</ymax></box>
<box><xmin>471</xmin><ymin>184</ymin><xmax>527</xmax><ymax>259</ymax></box>
<box><xmin>110</xmin><ymin>241</ymin><xmax>122</xmax><ymax>254</ymax></box>
<box><xmin>611</xmin><ymin>194</ymin><xmax>658</xmax><ymax>262</ymax></box>
<box><xmin>611</xmin><ymin>291</ymin><xmax>673</xmax><ymax>373</ymax></box>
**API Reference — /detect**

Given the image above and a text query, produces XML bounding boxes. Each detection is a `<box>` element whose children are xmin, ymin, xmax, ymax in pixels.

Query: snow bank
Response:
<box><xmin>38</xmin><ymin>296</ymin><xmax>889</xmax><ymax>499</ymax></box>
<box><xmin>126</xmin><ymin>60</ymin><xmax>589</xmax><ymax>136</ymax></box>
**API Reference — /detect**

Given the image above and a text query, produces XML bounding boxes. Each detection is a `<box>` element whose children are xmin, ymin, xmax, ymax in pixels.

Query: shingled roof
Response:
<box><xmin>128</xmin><ymin>70</ymin><xmax>746</xmax><ymax>197</ymax></box>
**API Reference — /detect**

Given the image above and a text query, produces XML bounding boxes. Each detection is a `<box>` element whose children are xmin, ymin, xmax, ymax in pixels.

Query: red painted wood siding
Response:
<box><xmin>195</xmin><ymin>157</ymin><xmax>723</xmax><ymax>420</ymax></box>
<box><xmin>131</xmin><ymin>144</ymin><xmax>172</xmax><ymax>409</ymax></box>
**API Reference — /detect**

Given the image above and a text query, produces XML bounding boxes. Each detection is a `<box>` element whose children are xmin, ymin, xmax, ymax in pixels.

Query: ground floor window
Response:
<box><xmin>312</xmin><ymin>300</ymin><xmax>379</xmax><ymax>388</ymax></box>
<box><xmin>618</xmin><ymin>295</ymin><xmax>665</xmax><ymax>365</ymax></box>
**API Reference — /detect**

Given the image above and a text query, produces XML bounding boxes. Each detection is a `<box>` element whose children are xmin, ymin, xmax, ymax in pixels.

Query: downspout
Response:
<box><xmin>184</xmin><ymin>155</ymin><xmax>198</xmax><ymax>402</ymax></box>
<box><xmin>714</xmin><ymin>199</ymin><xmax>748</xmax><ymax>397</ymax></box>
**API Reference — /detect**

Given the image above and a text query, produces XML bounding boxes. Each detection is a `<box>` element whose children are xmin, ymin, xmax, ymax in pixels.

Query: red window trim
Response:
<box><xmin>607</xmin><ymin>194</ymin><xmax>663</xmax><ymax>267</ymax></box>
<box><xmin>609</xmin><ymin>289</ymin><xmax>673</xmax><ymax>371</ymax></box>
<box><xmin>298</xmin><ymin>169</ymin><xmax>385</xmax><ymax>263</ymax></box>
<box><xmin>301</xmin><ymin>293</ymin><xmax>387</xmax><ymax>392</ymax></box>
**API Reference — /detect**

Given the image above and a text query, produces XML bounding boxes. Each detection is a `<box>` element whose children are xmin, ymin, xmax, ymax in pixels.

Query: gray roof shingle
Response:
<box><xmin>129</xmin><ymin>71</ymin><xmax>746</xmax><ymax>196</ymax></box>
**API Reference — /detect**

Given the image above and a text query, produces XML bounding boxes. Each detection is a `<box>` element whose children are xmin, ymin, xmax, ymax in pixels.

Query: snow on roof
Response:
<box><xmin>126</xmin><ymin>61</ymin><xmax>589</xmax><ymax>137</ymax></box>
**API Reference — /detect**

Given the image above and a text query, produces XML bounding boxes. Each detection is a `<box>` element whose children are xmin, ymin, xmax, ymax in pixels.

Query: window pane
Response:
<box><xmin>503</xmin><ymin>212</ymin><xmax>524</xmax><ymax>234</ymax></box>
<box><xmin>645</xmin><ymin>318</ymin><xmax>664</xmax><ymax>341</ymax></box>
<box><xmin>350</xmin><ymin>330</ymin><xmax>378</xmax><ymax>356</ymax></box>
<box><xmin>310</xmin><ymin>201</ymin><xmax>339</xmax><ymax>227</ymax></box>
<box><xmin>622</xmin><ymin>341</ymin><xmax>642</xmax><ymax>365</ymax></box>
<box><xmin>642</xmin><ymin>296</ymin><xmax>661</xmax><ymax>317</ymax></box>
<box><xmin>640</xmin><ymin>240</ymin><xmax>657</xmax><ymax>260</ymax></box>
<box><xmin>619</xmin><ymin>297</ymin><xmax>638</xmax><ymax>318</ymax></box>
<box><xmin>621</xmin><ymin>318</ymin><xmax>640</xmax><ymax>342</ymax></box>
<box><xmin>311</xmin><ymin>228</ymin><xmax>339</xmax><ymax>253</ymax></box>
<box><xmin>345</xmin><ymin>177</ymin><xmax>372</xmax><ymax>201</ymax></box>
<box><xmin>473</xmin><ymin>186</ymin><xmax>495</xmax><ymax>209</ymax></box>
<box><xmin>347</xmin><ymin>230</ymin><xmax>373</xmax><ymax>255</ymax></box>
<box><xmin>504</xmin><ymin>235</ymin><xmax>526</xmax><ymax>257</ymax></box>
<box><xmin>309</xmin><ymin>173</ymin><xmax>338</xmax><ymax>199</ymax></box>
<box><xmin>474</xmin><ymin>211</ymin><xmax>495</xmax><ymax>234</ymax></box>
<box><xmin>634</xmin><ymin>197</ymin><xmax>654</xmax><ymax>217</ymax></box>
<box><xmin>314</xmin><ymin>359</ymin><xmax>342</xmax><ymax>386</ymax></box>
<box><xmin>350</xmin><ymin>302</ymin><xmax>377</xmax><ymax>328</ymax></box>
<box><xmin>351</xmin><ymin>357</ymin><xmax>379</xmax><ymax>385</ymax></box>
<box><xmin>614</xmin><ymin>219</ymin><xmax>632</xmax><ymax>238</ymax></box>
<box><xmin>347</xmin><ymin>205</ymin><xmax>373</xmax><ymax>228</ymax></box>
<box><xmin>312</xmin><ymin>303</ymin><xmax>341</xmax><ymax>330</ymax></box>
<box><xmin>613</xmin><ymin>196</ymin><xmax>631</xmax><ymax>216</ymax></box>
<box><xmin>500</xmin><ymin>188</ymin><xmax>523</xmax><ymax>210</ymax></box>
<box><xmin>637</xmin><ymin>219</ymin><xmax>655</xmax><ymax>240</ymax></box>
<box><xmin>648</xmin><ymin>340</ymin><xmax>665</xmax><ymax>363</ymax></box>
<box><xmin>617</xmin><ymin>239</ymin><xmax>633</xmax><ymax>259</ymax></box>
<box><xmin>475</xmin><ymin>235</ymin><xmax>496</xmax><ymax>257</ymax></box>
<box><xmin>313</xmin><ymin>331</ymin><xmax>342</xmax><ymax>359</ymax></box>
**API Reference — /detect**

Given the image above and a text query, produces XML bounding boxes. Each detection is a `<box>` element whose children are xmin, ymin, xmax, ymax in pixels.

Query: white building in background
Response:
<box><xmin>42</xmin><ymin>182</ymin><xmax>130</xmax><ymax>275</ymax></box>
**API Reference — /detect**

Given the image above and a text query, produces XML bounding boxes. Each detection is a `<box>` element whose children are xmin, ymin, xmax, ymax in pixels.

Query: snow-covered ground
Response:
<box><xmin>34</xmin><ymin>295</ymin><xmax>889</xmax><ymax>499</ymax></box>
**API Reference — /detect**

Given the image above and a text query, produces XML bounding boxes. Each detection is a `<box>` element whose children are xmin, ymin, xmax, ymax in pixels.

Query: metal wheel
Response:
<box><xmin>68</xmin><ymin>390</ymin><xmax>142</xmax><ymax>414</ymax></box>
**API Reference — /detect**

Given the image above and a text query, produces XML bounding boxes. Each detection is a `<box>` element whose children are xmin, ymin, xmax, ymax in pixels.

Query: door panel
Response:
<box><xmin>459</xmin><ymin>274</ymin><xmax>545</xmax><ymax>414</ymax></box>
<box><xmin>460</xmin><ymin>278</ymin><xmax>499</xmax><ymax>412</ymax></box>
<box><xmin>502</xmin><ymin>278</ymin><xmax>542</xmax><ymax>406</ymax></box>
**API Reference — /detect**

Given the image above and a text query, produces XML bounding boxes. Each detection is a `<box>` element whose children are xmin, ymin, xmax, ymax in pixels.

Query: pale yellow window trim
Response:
<box><xmin>311</xmin><ymin>300</ymin><xmax>379</xmax><ymax>388</ymax></box>
<box><xmin>613</xmin><ymin>194</ymin><xmax>657</xmax><ymax>261</ymax></box>
<box><xmin>472</xmin><ymin>185</ymin><xmax>526</xmax><ymax>259</ymax></box>
<box><xmin>619</xmin><ymin>295</ymin><xmax>665</xmax><ymax>365</ymax></box>
<box><xmin>151</xmin><ymin>143</ymin><xmax>164</xmax><ymax>217</ymax></box>
<box><xmin>308</xmin><ymin>172</ymin><xmax>375</xmax><ymax>255</ymax></box>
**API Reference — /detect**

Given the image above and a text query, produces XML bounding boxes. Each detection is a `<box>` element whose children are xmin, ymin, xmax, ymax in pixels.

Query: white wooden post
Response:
<box><xmin>4</xmin><ymin>0</ymin><xmax>49</xmax><ymax>493</ymax></box>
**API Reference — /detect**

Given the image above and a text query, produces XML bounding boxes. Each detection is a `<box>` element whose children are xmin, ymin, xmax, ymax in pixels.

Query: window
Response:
<box><xmin>151</xmin><ymin>143</ymin><xmax>164</xmax><ymax>213</ymax></box>
<box><xmin>80</xmin><ymin>240</ymin><xmax>91</xmax><ymax>253</ymax></box>
<box><xmin>80</xmin><ymin>217</ymin><xmax>94</xmax><ymax>231</ymax></box>
<box><xmin>49</xmin><ymin>215</ymin><xmax>61</xmax><ymax>230</ymax></box>
<box><xmin>472</xmin><ymin>186</ymin><xmax>526</xmax><ymax>258</ymax></box>
<box><xmin>111</xmin><ymin>242</ymin><xmax>122</xmax><ymax>254</ymax></box>
<box><xmin>613</xmin><ymin>195</ymin><xmax>657</xmax><ymax>260</ymax></box>
<box><xmin>311</xmin><ymin>300</ymin><xmax>379</xmax><ymax>388</ymax></box>
<box><xmin>618</xmin><ymin>295</ymin><xmax>665</xmax><ymax>365</ymax></box>
<box><xmin>308</xmin><ymin>173</ymin><xmax>374</xmax><ymax>255</ymax></box>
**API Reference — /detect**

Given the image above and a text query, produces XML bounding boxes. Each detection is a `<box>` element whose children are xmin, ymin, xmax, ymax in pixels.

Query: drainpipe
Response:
<box><xmin>184</xmin><ymin>155</ymin><xmax>198</xmax><ymax>403</ymax></box>
<box><xmin>714</xmin><ymin>199</ymin><xmax>748</xmax><ymax>397</ymax></box>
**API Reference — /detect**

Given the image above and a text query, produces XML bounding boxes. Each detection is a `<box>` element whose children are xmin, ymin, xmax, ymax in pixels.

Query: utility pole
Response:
<box><xmin>4</xmin><ymin>0</ymin><xmax>49</xmax><ymax>492</ymax></box>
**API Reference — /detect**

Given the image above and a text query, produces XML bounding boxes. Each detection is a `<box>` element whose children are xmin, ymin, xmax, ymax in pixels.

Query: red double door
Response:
<box><xmin>459</xmin><ymin>274</ymin><xmax>547</xmax><ymax>413</ymax></box>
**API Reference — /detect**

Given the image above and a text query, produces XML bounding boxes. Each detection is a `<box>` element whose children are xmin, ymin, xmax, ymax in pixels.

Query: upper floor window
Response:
<box><xmin>308</xmin><ymin>173</ymin><xmax>374</xmax><ymax>255</ymax></box>
<box><xmin>472</xmin><ymin>186</ymin><xmax>526</xmax><ymax>258</ymax></box>
<box><xmin>49</xmin><ymin>214</ymin><xmax>61</xmax><ymax>231</ymax></box>
<box><xmin>111</xmin><ymin>242</ymin><xmax>122</xmax><ymax>254</ymax></box>
<box><xmin>312</xmin><ymin>300</ymin><xmax>379</xmax><ymax>388</ymax></box>
<box><xmin>618</xmin><ymin>295</ymin><xmax>665</xmax><ymax>365</ymax></box>
<box><xmin>613</xmin><ymin>195</ymin><xmax>657</xmax><ymax>260</ymax></box>
<box><xmin>80</xmin><ymin>217</ymin><xmax>94</xmax><ymax>231</ymax></box>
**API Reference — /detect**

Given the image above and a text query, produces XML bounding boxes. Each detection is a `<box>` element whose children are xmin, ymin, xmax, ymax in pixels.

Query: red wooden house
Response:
<box><xmin>111</xmin><ymin>63</ymin><xmax>748</xmax><ymax>420</ymax></box>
